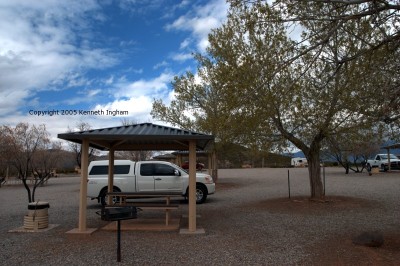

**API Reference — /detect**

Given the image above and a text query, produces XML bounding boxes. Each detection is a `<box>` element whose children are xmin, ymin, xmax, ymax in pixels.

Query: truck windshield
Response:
<box><xmin>176</xmin><ymin>165</ymin><xmax>188</xmax><ymax>174</ymax></box>
<box><xmin>381</xmin><ymin>154</ymin><xmax>398</xmax><ymax>160</ymax></box>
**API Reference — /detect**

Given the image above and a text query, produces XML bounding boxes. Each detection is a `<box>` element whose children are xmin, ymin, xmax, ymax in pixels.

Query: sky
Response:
<box><xmin>0</xmin><ymin>0</ymin><xmax>229</xmax><ymax>141</ymax></box>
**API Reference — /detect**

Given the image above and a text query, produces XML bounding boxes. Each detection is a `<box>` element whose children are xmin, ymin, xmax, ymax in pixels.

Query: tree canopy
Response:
<box><xmin>152</xmin><ymin>0</ymin><xmax>399</xmax><ymax>198</ymax></box>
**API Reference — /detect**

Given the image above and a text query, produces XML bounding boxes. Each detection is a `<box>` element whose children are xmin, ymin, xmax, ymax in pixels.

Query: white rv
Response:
<box><xmin>291</xmin><ymin>157</ymin><xmax>308</xmax><ymax>167</ymax></box>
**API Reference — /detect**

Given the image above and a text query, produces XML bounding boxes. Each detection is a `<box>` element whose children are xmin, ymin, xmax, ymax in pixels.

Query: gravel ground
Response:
<box><xmin>1</xmin><ymin>167</ymin><xmax>400</xmax><ymax>265</ymax></box>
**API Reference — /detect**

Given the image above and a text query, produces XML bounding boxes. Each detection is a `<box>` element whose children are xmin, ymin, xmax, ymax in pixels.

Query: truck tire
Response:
<box><xmin>185</xmin><ymin>184</ymin><xmax>208</xmax><ymax>204</ymax></box>
<box><xmin>195</xmin><ymin>184</ymin><xmax>208</xmax><ymax>204</ymax></box>
<box><xmin>381</xmin><ymin>164</ymin><xmax>388</xmax><ymax>172</ymax></box>
<box><xmin>196</xmin><ymin>184</ymin><xmax>208</xmax><ymax>204</ymax></box>
<box><xmin>99</xmin><ymin>187</ymin><xmax>121</xmax><ymax>206</ymax></box>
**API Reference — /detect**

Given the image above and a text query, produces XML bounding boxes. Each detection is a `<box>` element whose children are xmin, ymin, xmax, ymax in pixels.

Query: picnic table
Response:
<box><xmin>106</xmin><ymin>191</ymin><xmax>182</xmax><ymax>226</ymax></box>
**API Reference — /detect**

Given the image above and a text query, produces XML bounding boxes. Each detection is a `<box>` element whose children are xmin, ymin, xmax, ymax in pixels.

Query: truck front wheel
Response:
<box><xmin>185</xmin><ymin>184</ymin><xmax>208</xmax><ymax>204</ymax></box>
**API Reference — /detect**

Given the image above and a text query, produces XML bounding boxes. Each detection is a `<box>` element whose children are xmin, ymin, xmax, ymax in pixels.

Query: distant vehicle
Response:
<box><xmin>291</xmin><ymin>157</ymin><xmax>308</xmax><ymax>167</ymax></box>
<box><xmin>366</xmin><ymin>154</ymin><xmax>400</xmax><ymax>172</ymax></box>
<box><xmin>87</xmin><ymin>160</ymin><xmax>215</xmax><ymax>205</ymax></box>
<box><xmin>181</xmin><ymin>161</ymin><xmax>205</xmax><ymax>171</ymax></box>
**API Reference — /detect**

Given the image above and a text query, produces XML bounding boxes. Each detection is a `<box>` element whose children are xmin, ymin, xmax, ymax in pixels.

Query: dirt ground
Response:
<box><xmin>216</xmin><ymin>172</ymin><xmax>400</xmax><ymax>265</ymax></box>
<box><xmin>255</xmin><ymin>196</ymin><xmax>400</xmax><ymax>265</ymax></box>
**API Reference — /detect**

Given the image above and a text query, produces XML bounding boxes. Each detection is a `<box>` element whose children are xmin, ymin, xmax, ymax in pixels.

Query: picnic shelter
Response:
<box><xmin>58</xmin><ymin>122</ymin><xmax>214</xmax><ymax>234</ymax></box>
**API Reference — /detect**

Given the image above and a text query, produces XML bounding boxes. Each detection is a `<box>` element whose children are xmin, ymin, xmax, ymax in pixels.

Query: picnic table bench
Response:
<box><xmin>106</xmin><ymin>191</ymin><xmax>182</xmax><ymax>226</ymax></box>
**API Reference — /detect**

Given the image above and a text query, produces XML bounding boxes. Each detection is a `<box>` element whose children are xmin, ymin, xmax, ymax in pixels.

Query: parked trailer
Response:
<box><xmin>291</xmin><ymin>157</ymin><xmax>308</xmax><ymax>167</ymax></box>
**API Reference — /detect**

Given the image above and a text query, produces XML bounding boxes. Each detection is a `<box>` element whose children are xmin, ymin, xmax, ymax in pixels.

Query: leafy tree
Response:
<box><xmin>232</xmin><ymin>0</ymin><xmax>400</xmax><ymax>123</ymax></box>
<box><xmin>221</xmin><ymin>2</ymin><xmax>398</xmax><ymax>197</ymax></box>
<box><xmin>152</xmin><ymin>62</ymin><xmax>252</xmax><ymax>146</ymax></box>
<box><xmin>153</xmin><ymin>1</ymin><xmax>398</xmax><ymax>198</ymax></box>
<box><xmin>151</xmin><ymin>41</ymin><xmax>276</xmax><ymax>161</ymax></box>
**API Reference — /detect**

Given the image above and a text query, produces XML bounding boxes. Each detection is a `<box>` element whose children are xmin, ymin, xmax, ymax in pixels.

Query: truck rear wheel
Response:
<box><xmin>99</xmin><ymin>187</ymin><xmax>121</xmax><ymax>206</ymax></box>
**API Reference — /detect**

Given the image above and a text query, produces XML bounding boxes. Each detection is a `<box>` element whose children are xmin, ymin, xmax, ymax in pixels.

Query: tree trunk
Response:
<box><xmin>307</xmin><ymin>147</ymin><xmax>324</xmax><ymax>199</ymax></box>
<box><xmin>22</xmin><ymin>179</ymin><xmax>33</xmax><ymax>203</ymax></box>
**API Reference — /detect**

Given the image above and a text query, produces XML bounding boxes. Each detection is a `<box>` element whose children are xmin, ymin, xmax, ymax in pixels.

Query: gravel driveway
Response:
<box><xmin>1</xmin><ymin>167</ymin><xmax>399</xmax><ymax>265</ymax></box>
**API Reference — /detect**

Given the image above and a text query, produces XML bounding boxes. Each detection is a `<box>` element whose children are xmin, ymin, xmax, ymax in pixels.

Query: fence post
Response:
<box><xmin>288</xmin><ymin>169</ymin><xmax>291</xmax><ymax>199</ymax></box>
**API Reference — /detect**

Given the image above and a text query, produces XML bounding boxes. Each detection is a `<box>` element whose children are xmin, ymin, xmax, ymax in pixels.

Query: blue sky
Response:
<box><xmin>0</xmin><ymin>0</ymin><xmax>228</xmax><ymax>139</ymax></box>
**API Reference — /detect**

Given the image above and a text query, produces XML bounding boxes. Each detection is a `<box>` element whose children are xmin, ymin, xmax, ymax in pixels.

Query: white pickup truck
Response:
<box><xmin>87</xmin><ymin>160</ymin><xmax>215</xmax><ymax>205</ymax></box>
<box><xmin>366</xmin><ymin>154</ymin><xmax>400</xmax><ymax>172</ymax></box>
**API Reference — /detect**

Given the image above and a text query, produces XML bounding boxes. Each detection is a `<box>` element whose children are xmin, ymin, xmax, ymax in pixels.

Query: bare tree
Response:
<box><xmin>0</xmin><ymin>128</ymin><xmax>12</xmax><ymax>186</ymax></box>
<box><xmin>324</xmin><ymin>133</ymin><xmax>382</xmax><ymax>173</ymax></box>
<box><xmin>1</xmin><ymin>123</ymin><xmax>58</xmax><ymax>202</ymax></box>
<box><xmin>31</xmin><ymin>141</ymin><xmax>63</xmax><ymax>197</ymax></box>
<box><xmin>116</xmin><ymin>119</ymin><xmax>154</xmax><ymax>161</ymax></box>
<box><xmin>67</xmin><ymin>122</ymin><xmax>98</xmax><ymax>168</ymax></box>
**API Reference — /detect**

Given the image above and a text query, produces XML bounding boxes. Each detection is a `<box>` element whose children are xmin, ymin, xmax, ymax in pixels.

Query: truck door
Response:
<box><xmin>153</xmin><ymin>163</ymin><xmax>181</xmax><ymax>192</ymax></box>
<box><xmin>137</xmin><ymin>163</ymin><xmax>155</xmax><ymax>192</ymax></box>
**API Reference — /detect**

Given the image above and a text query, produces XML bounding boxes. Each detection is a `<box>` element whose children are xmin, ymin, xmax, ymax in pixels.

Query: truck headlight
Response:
<box><xmin>205</xmin><ymin>175</ymin><xmax>214</xmax><ymax>184</ymax></box>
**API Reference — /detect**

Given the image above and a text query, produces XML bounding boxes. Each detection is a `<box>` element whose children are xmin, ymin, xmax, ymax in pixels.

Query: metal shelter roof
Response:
<box><xmin>381</xmin><ymin>143</ymin><xmax>400</xmax><ymax>150</ymax></box>
<box><xmin>57</xmin><ymin>122</ymin><xmax>214</xmax><ymax>151</ymax></box>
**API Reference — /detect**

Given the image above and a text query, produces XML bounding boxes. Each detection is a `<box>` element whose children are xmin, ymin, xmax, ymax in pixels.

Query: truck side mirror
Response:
<box><xmin>174</xmin><ymin>169</ymin><xmax>181</xmax><ymax>176</ymax></box>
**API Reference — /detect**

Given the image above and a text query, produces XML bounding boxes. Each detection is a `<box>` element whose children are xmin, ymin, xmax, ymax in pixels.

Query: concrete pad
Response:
<box><xmin>371</xmin><ymin>168</ymin><xmax>378</xmax><ymax>173</ymax></box>
<box><xmin>8</xmin><ymin>224</ymin><xmax>59</xmax><ymax>233</ymax></box>
<box><xmin>65</xmin><ymin>227</ymin><xmax>98</xmax><ymax>235</ymax></box>
<box><xmin>102</xmin><ymin>218</ymin><xmax>180</xmax><ymax>231</ymax></box>
<box><xmin>179</xmin><ymin>227</ymin><xmax>205</xmax><ymax>235</ymax></box>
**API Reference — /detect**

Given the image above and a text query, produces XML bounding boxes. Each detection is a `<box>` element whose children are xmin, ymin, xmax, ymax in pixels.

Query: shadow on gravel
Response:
<box><xmin>242</xmin><ymin>196</ymin><xmax>379</xmax><ymax>215</ymax></box>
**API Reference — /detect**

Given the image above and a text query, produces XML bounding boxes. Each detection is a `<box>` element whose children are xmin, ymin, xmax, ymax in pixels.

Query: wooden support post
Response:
<box><xmin>212</xmin><ymin>151</ymin><xmax>218</xmax><ymax>182</ymax></box>
<box><xmin>108</xmin><ymin>149</ymin><xmax>115</xmax><ymax>205</ymax></box>
<box><xmin>208</xmin><ymin>153</ymin><xmax>212</xmax><ymax>176</ymax></box>
<box><xmin>188</xmin><ymin>140</ymin><xmax>196</xmax><ymax>232</ymax></box>
<box><xmin>78</xmin><ymin>139</ymin><xmax>89</xmax><ymax>231</ymax></box>
<box><xmin>166</xmin><ymin>196</ymin><xmax>170</xmax><ymax>226</ymax></box>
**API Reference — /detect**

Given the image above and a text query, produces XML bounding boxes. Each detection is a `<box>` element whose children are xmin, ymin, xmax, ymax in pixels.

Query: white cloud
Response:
<box><xmin>165</xmin><ymin>0</ymin><xmax>228</xmax><ymax>53</ymax></box>
<box><xmin>153</xmin><ymin>60</ymin><xmax>169</xmax><ymax>70</ymax></box>
<box><xmin>105</xmin><ymin>76</ymin><xmax>114</xmax><ymax>85</ymax></box>
<box><xmin>120</xmin><ymin>40</ymin><xmax>137</xmax><ymax>47</ymax></box>
<box><xmin>180</xmin><ymin>38</ymin><xmax>191</xmax><ymax>50</ymax></box>
<box><xmin>0</xmin><ymin>0</ymin><xmax>229</xmax><ymax>142</ymax></box>
<box><xmin>0</xmin><ymin>0</ymin><xmax>115</xmax><ymax>116</ymax></box>
<box><xmin>113</xmin><ymin>72</ymin><xmax>173</xmax><ymax>99</ymax></box>
<box><xmin>171</xmin><ymin>52</ymin><xmax>193</xmax><ymax>62</ymax></box>
<box><xmin>94</xmin><ymin>96</ymin><xmax>153</xmax><ymax>121</ymax></box>
<box><xmin>80</xmin><ymin>72</ymin><xmax>176</xmax><ymax>126</ymax></box>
